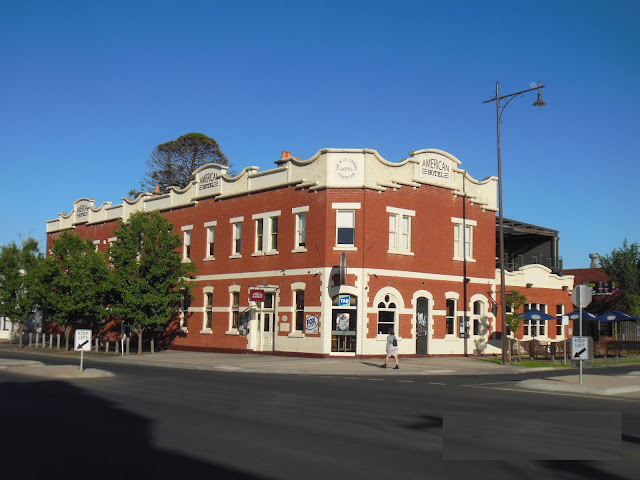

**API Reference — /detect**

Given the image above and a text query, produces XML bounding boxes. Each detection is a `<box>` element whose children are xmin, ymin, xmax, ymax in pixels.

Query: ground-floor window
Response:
<box><xmin>377</xmin><ymin>294</ymin><xmax>397</xmax><ymax>335</ymax></box>
<box><xmin>446</xmin><ymin>299</ymin><xmax>456</xmax><ymax>335</ymax></box>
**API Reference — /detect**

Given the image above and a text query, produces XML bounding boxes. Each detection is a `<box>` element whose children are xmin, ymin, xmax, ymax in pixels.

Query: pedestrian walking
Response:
<box><xmin>382</xmin><ymin>328</ymin><xmax>399</xmax><ymax>369</ymax></box>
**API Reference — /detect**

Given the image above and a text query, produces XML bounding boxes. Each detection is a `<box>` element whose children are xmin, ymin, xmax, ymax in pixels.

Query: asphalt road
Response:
<box><xmin>2</xmin><ymin>352</ymin><xmax>640</xmax><ymax>480</ymax></box>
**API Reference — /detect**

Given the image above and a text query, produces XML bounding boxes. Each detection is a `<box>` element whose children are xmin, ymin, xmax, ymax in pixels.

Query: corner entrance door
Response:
<box><xmin>259</xmin><ymin>293</ymin><xmax>275</xmax><ymax>351</ymax></box>
<box><xmin>416</xmin><ymin>297</ymin><xmax>429</xmax><ymax>355</ymax></box>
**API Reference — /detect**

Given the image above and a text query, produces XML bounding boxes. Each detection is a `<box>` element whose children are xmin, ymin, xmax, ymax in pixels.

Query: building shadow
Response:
<box><xmin>1</xmin><ymin>378</ymin><xmax>270</xmax><ymax>480</ymax></box>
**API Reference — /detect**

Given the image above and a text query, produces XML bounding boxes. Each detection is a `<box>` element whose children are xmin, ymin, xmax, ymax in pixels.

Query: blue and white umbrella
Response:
<box><xmin>596</xmin><ymin>310</ymin><xmax>640</xmax><ymax>322</ymax></box>
<box><xmin>564</xmin><ymin>310</ymin><xmax>597</xmax><ymax>321</ymax></box>
<box><xmin>519</xmin><ymin>309</ymin><xmax>555</xmax><ymax>321</ymax></box>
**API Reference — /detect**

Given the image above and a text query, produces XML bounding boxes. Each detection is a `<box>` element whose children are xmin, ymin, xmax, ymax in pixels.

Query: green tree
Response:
<box><xmin>0</xmin><ymin>238</ymin><xmax>44</xmax><ymax>347</ymax></box>
<box><xmin>141</xmin><ymin>133</ymin><xmax>230</xmax><ymax>193</ymax></box>
<box><xmin>505</xmin><ymin>290</ymin><xmax>527</xmax><ymax>362</ymax></box>
<box><xmin>600</xmin><ymin>240</ymin><xmax>640</xmax><ymax>317</ymax></box>
<box><xmin>109</xmin><ymin>211</ymin><xmax>195</xmax><ymax>355</ymax></box>
<box><xmin>42</xmin><ymin>232</ymin><xmax>110</xmax><ymax>350</ymax></box>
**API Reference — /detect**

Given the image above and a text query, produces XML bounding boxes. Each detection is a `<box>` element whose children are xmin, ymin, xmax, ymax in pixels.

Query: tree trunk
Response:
<box><xmin>18</xmin><ymin>324</ymin><xmax>24</xmax><ymax>348</ymax></box>
<box><xmin>64</xmin><ymin>325</ymin><xmax>71</xmax><ymax>351</ymax></box>
<box><xmin>137</xmin><ymin>328</ymin><xmax>143</xmax><ymax>356</ymax></box>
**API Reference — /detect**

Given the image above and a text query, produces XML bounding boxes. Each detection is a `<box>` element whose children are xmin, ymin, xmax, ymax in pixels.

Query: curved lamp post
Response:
<box><xmin>483</xmin><ymin>81</ymin><xmax>547</xmax><ymax>365</ymax></box>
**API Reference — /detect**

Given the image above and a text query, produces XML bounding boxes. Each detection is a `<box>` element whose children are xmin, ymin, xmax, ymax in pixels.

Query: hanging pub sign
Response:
<box><xmin>250</xmin><ymin>289</ymin><xmax>265</xmax><ymax>302</ymax></box>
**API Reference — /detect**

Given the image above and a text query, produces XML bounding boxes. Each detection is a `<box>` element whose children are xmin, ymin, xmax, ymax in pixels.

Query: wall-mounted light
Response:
<box><xmin>562</xmin><ymin>285</ymin><xmax>569</xmax><ymax>291</ymax></box>
<box><xmin>526</xmin><ymin>283</ymin><xmax>533</xmax><ymax>288</ymax></box>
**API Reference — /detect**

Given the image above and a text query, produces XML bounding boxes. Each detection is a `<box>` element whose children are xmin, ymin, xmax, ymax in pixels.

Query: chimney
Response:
<box><xmin>589</xmin><ymin>253</ymin><xmax>600</xmax><ymax>268</ymax></box>
<box><xmin>155</xmin><ymin>185</ymin><xmax>161</xmax><ymax>193</ymax></box>
<box><xmin>281</xmin><ymin>151</ymin><xmax>292</xmax><ymax>160</ymax></box>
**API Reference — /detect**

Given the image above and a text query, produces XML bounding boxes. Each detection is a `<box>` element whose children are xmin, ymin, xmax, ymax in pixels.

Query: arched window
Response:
<box><xmin>377</xmin><ymin>294</ymin><xmax>397</xmax><ymax>335</ymax></box>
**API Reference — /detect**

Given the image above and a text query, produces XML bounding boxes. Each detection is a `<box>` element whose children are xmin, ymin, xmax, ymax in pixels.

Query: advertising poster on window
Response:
<box><xmin>336</xmin><ymin>312</ymin><xmax>350</xmax><ymax>331</ymax></box>
<box><xmin>305</xmin><ymin>315</ymin><xmax>319</xmax><ymax>334</ymax></box>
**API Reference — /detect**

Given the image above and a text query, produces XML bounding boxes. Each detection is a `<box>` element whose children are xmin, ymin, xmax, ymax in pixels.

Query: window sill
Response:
<box><xmin>200</xmin><ymin>328</ymin><xmax>212</xmax><ymax>335</ymax></box>
<box><xmin>178</xmin><ymin>327</ymin><xmax>188</xmax><ymax>333</ymax></box>
<box><xmin>453</xmin><ymin>257</ymin><xmax>476</xmax><ymax>263</ymax></box>
<box><xmin>229</xmin><ymin>254</ymin><xmax>242</xmax><ymax>259</ymax></box>
<box><xmin>333</xmin><ymin>246</ymin><xmax>357</xmax><ymax>251</ymax></box>
<box><xmin>387</xmin><ymin>250</ymin><xmax>414</xmax><ymax>256</ymax></box>
<box><xmin>288</xmin><ymin>332</ymin><xmax>304</xmax><ymax>338</ymax></box>
<box><xmin>252</xmin><ymin>252</ymin><xmax>265</xmax><ymax>257</ymax></box>
<box><xmin>226</xmin><ymin>328</ymin><xmax>240</xmax><ymax>336</ymax></box>
<box><xmin>203</xmin><ymin>257</ymin><xmax>215</xmax><ymax>262</ymax></box>
<box><xmin>181</xmin><ymin>258</ymin><xmax>191</xmax><ymax>263</ymax></box>
<box><xmin>265</xmin><ymin>250</ymin><xmax>279</xmax><ymax>256</ymax></box>
<box><xmin>291</xmin><ymin>247</ymin><xmax>307</xmax><ymax>254</ymax></box>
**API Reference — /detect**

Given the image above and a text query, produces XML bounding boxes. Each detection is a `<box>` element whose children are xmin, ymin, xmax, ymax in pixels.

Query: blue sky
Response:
<box><xmin>1</xmin><ymin>0</ymin><xmax>638</xmax><ymax>269</ymax></box>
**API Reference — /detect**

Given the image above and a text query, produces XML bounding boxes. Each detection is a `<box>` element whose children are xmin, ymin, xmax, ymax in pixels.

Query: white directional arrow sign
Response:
<box><xmin>571</xmin><ymin>336</ymin><xmax>591</xmax><ymax>361</ymax></box>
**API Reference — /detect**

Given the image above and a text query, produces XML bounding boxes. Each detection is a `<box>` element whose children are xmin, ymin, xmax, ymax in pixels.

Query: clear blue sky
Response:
<box><xmin>2</xmin><ymin>0</ymin><xmax>638</xmax><ymax>269</ymax></box>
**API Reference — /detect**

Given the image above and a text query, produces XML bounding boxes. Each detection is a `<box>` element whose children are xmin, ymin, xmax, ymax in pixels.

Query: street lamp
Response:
<box><xmin>483</xmin><ymin>81</ymin><xmax>547</xmax><ymax>365</ymax></box>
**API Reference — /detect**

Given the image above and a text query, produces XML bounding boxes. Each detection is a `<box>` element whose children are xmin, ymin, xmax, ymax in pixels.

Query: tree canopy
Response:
<box><xmin>140</xmin><ymin>133</ymin><xmax>230</xmax><ymax>193</ymax></box>
<box><xmin>42</xmin><ymin>232</ymin><xmax>110</xmax><ymax>349</ymax></box>
<box><xmin>108</xmin><ymin>211</ymin><xmax>195</xmax><ymax>354</ymax></box>
<box><xmin>0</xmin><ymin>238</ymin><xmax>44</xmax><ymax>347</ymax></box>
<box><xmin>600</xmin><ymin>240</ymin><xmax>640</xmax><ymax>317</ymax></box>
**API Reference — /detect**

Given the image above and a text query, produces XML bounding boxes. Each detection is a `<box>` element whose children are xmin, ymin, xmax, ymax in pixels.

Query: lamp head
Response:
<box><xmin>533</xmin><ymin>81</ymin><xmax>547</xmax><ymax>108</ymax></box>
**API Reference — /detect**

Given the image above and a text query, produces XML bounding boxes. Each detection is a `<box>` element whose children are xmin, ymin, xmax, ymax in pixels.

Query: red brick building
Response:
<box><xmin>46</xmin><ymin>148</ymin><xmax>575</xmax><ymax>356</ymax></box>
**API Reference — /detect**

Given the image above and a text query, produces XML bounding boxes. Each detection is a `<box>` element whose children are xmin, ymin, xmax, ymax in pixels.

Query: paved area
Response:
<box><xmin>2</xmin><ymin>342</ymin><xmax>640</xmax><ymax>397</ymax></box>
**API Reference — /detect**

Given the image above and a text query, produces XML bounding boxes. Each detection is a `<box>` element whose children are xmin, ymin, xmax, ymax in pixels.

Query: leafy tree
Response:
<box><xmin>0</xmin><ymin>238</ymin><xmax>44</xmax><ymax>347</ymax></box>
<box><xmin>109</xmin><ymin>211</ymin><xmax>195</xmax><ymax>355</ymax></box>
<box><xmin>600</xmin><ymin>240</ymin><xmax>640</xmax><ymax>317</ymax></box>
<box><xmin>42</xmin><ymin>232</ymin><xmax>110</xmax><ymax>350</ymax></box>
<box><xmin>140</xmin><ymin>133</ymin><xmax>230</xmax><ymax>193</ymax></box>
<box><xmin>505</xmin><ymin>290</ymin><xmax>527</xmax><ymax>362</ymax></box>
<box><xmin>505</xmin><ymin>290</ymin><xmax>527</xmax><ymax>334</ymax></box>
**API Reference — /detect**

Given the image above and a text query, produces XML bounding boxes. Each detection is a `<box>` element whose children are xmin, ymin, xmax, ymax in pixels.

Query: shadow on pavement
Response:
<box><xmin>1</xmin><ymin>378</ymin><xmax>271</xmax><ymax>480</ymax></box>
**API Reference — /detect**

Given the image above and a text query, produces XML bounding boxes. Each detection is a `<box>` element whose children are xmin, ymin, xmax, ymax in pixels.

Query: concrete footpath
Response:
<box><xmin>1</xmin><ymin>342</ymin><xmax>640</xmax><ymax>397</ymax></box>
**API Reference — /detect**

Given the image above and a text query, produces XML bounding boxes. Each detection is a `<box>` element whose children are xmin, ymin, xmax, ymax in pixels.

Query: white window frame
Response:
<box><xmin>451</xmin><ymin>217</ymin><xmax>476</xmax><ymax>262</ymax></box>
<box><xmin>292</xmin><ymin>206</ymin><xmax>308</xmax><ymax>253</ymax></box>
<box><xmin>230</xmin><ymin>217</ymin><xmax>243</xmax><ymax>258</ymax></box>
<box><xmin>204</xmin><ymin>221</ymin><xmax>216</xmax><ymax>261</ymax></box>
<box><xmin>387</xmin><ymin>206</ymin><xmax>415</xmax><ymax>255</ymax></box>
<box><xmin>181</xmin><ymin>225</ymin><xmax>193</xmax><ymax>261</ymax></box>
<box><xmin>524</xmin><ymin>303</ymin><xmax>548</xmax><ymax>338</ymax></box>
<box><xmin>332</xmin><ymin>203</ymin><xmax>360</xmax><ymax>250</ymax></box>
<box><xmin>556</xmin><ymin>304</ymin><xmax>565</xmax><ymax>336</ymax></box>
<box><xmin>252</xmin><ymin>210</ymin><xmax>281</xmax><ymax>256</ymax></box>
<box><xmin>202</xmin><ymin>287</ymin><xmax>213</xmax><ymax>334</ymax></box>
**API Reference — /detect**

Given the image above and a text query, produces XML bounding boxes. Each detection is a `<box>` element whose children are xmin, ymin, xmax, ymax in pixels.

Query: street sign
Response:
<box><xmin>571</xmin><ymin>285</ymin><xmax>593</xmax><ymax>309</ymax></box>
<box><xmin>74</xmin><ymin>329</ymin><xmax>92</xmax><ymax>351</ymax></box>
<box><xmin>571</xmin><ymin>336</ymin><xmax>591</xmax><ymax>361</ymax></box>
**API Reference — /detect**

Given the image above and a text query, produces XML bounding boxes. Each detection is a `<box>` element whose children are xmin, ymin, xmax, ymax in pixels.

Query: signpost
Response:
<box><xmin>571</xmin><ymin>285</ymin><xmax>593</xmax><ymax>384</ymax></box>
<box><xmin>74</xmin><ymin>329</ymin><xmax>92</xmax><ymax>372</ymax></box>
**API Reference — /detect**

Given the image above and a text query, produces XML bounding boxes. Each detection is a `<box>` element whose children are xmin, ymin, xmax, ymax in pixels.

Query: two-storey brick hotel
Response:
<box><xmin>46</xmin><ymin>148</ymin><xmax>575</xmax><ymax>356</ymax></box>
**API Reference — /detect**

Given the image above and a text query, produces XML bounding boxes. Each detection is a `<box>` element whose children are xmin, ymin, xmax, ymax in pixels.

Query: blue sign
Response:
<box><xmin>339</xmin><ymin>295</ymin><xmax>350</xmax><ymax>306</ymax></box>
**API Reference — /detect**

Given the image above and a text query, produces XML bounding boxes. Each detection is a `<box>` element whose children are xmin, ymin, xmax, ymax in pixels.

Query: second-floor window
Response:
<box><xmin>182</xmin><ymin>226</ymin><xmax>193</xmax><ymax>260</ymax></box>
<box><xmin>387</xmin><ymin>207</ymin><xmax>415</xmax><ymax>254</ymax></box>
<box><xmin>253</xmin><ymin>211</ymin><xmax>281</xmax><ymax>255</ymax></box>
<box><xmin>204</xmin><ymin>221</ymin><xmax>216</xmax><ymax>259</ymax></box>
<box><xmin>230</xmin><ymin>218</ymin><xmax>243</xmax><ymax>256</ymax></box>
<box><xmin>452</xmin><ymin>218</ymin><xmax>476</xmax><ymax>261</ymax></box>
